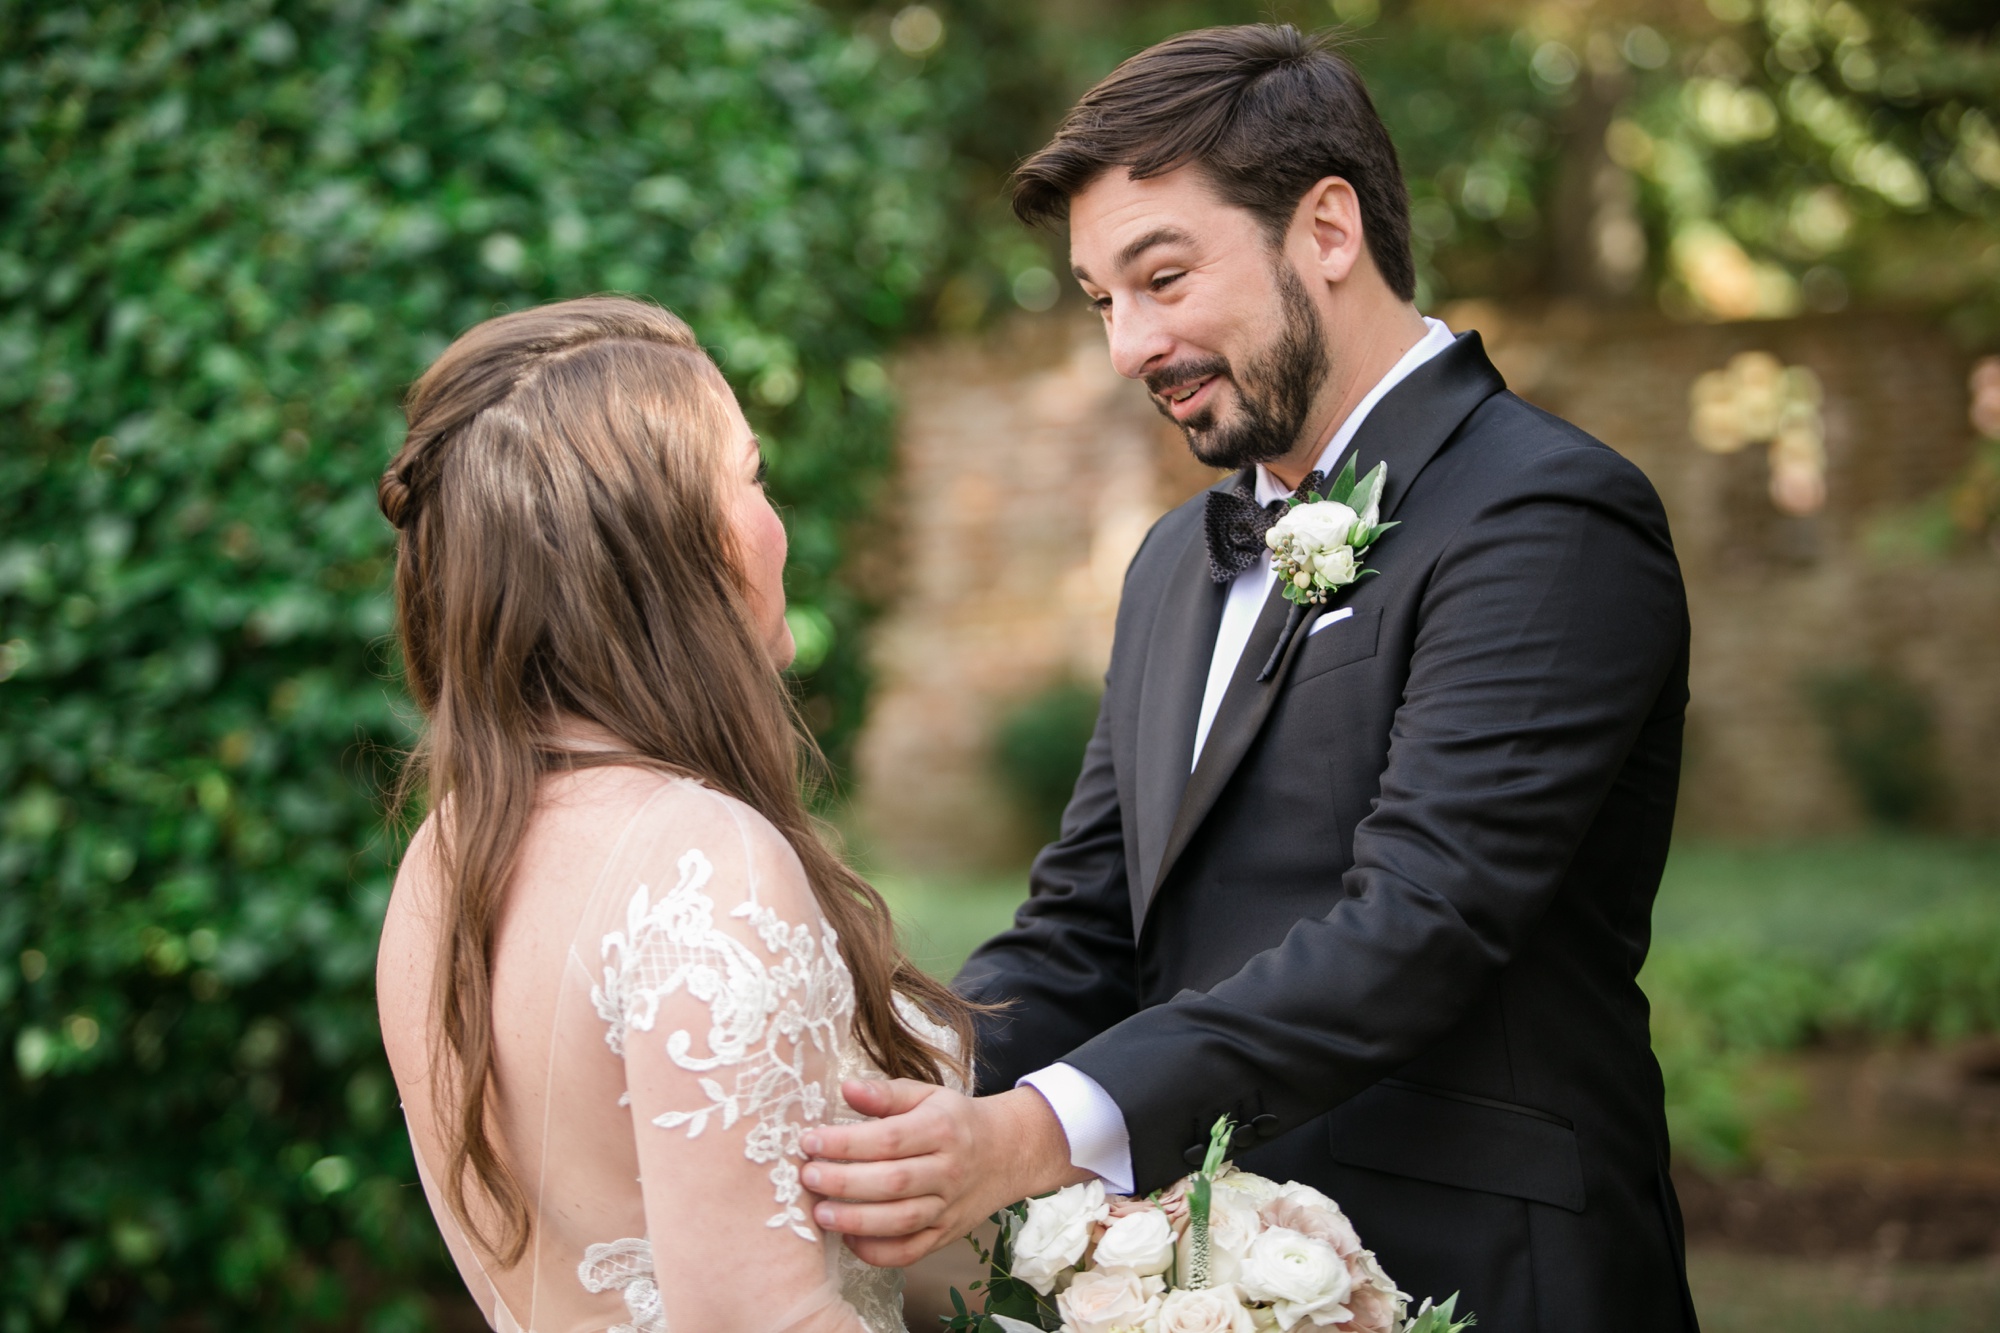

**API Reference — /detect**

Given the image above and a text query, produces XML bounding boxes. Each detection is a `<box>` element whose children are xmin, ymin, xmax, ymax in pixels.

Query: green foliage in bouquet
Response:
<box><xmin>1182</xmin><ymin>1112</ymin><xmax>1235</xmax><ymax>1290</ymax></box>
<box><xmin>0</xmin><ymin>0</ymin><xmax>951</xmax><ymax>1327</ymax></box>
<box><xmin>942</xmin><ymin>1204</ymin><xmax>1060</xmax><ymax>1332</ymax></box>
<box><xmin>1402</xmin><ymin>1292</ymin><xmax>1477</xmax><ymax>1333</ymax></box>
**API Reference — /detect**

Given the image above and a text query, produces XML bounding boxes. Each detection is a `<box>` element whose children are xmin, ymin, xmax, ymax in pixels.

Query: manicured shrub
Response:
<box><xmin>0</xmin><ymin>1</ymin><xmax>947</xmax><ymax>1326</ymax></box>
<box><xmin>1643</xmin><ymin>899</ymin><xmax>2000</xmax><ymax>1171</ymax></box>
<box><xmin>992</xmin><ymin>680</ymin><xmax>1103</xmax><ymax>846</ymax></box>
<box><xmin>1805</xmin><ymin>666</ymin><xmax>1946</xmax><ymax>828</ymax></box>
<box><xmin>1841</xmin><ymin>908</ymin><xmax>2000</xmax><ymax>1043</ymax></box>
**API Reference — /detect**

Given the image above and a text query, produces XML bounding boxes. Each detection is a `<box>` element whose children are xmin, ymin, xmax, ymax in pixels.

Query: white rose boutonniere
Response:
<box><xmin>1265</xmin><ymin>457</ymin><xmax>1396</xmax><ymax>608</ymax></box>
<box><xmin>1012</xmin><ymin>1179</ymin><xmax>1109</xmax><ymax>1295</ymax></box>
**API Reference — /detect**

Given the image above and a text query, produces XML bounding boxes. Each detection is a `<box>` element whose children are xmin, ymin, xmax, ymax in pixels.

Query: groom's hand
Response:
<box><xmin>800</xmin><ymin>1080</ymin><xmax>1090</xmax><ymax>1267</ymax></box>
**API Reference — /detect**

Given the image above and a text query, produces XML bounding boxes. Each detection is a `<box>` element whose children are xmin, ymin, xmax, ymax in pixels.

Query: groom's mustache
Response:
<box><xmin>1145</xmin><ymin>355</ymin><xmax>1233</xmax><ymax>414</ymax></box>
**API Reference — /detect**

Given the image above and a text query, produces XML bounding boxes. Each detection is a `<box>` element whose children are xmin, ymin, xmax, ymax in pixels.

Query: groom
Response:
<box><xmin>804</xmin><ymin>25</ymin><xmax>1696</xmax><ymax>1329</ymax></box>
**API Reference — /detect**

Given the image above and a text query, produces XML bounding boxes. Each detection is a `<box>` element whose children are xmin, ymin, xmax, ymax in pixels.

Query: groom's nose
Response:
<box><xmin>1104</xmin><ymin>300</ymin><xmax>1177</xmax><ymax>382</ymax></box>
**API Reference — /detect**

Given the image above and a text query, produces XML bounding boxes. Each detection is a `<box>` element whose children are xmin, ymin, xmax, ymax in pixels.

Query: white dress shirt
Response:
<box><xmin>1018</xmin><ymin>317</ymin><xmax>1458</xmax><ymax>1195</ymax></box>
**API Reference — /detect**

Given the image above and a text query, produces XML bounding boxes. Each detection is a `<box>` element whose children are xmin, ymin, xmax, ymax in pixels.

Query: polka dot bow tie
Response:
<box><xmin>1202</xmin><ymin>469</ymin><xmax>1325</xmax><ymax>585</ymax></box>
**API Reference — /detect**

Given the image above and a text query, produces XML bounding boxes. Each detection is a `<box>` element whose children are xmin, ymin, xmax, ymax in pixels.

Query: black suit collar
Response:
<box><xmin>1130</xmin><ymin>494</ymin><xmax>1231</xmax><ymax>927</ymax></box>
<box><xmin>1137</xmin><ymin>332</ymin><xmax>1507</xmax><ymax>928</ymax></box>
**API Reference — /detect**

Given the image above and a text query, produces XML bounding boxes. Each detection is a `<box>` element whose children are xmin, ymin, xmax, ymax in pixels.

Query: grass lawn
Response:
<box><xmin>1652</xmin><ymin>839</ymin><xmax>2000</xmax><ymax>961</ymax></box>
<box><xmin>873</xmin><ymin>837</ymin><xmax>2000</xmax><ymax>982</ymax></box>
<box><xmin>872</xmin><ymin>870</ymin><xmax>1026</xmax><ymax>980</ymax></box>
<box><xmin>1687</xmin><ymin>1249</ymin><xmax>2000</xmax><ymax>1332</ymax></box>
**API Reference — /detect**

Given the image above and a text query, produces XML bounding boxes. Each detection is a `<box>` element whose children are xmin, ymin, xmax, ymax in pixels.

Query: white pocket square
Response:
<box><xmin>1308</xmin><ymin>606</ymin><xmax>1356</xmax><ymax>636</ymax></box>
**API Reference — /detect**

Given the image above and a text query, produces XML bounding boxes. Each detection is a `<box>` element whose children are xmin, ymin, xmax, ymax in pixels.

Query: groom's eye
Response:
<box><xmin>1149</xmin><ymin>271</ymin><xmax>1184</xmax><ymax>292</ymax></box>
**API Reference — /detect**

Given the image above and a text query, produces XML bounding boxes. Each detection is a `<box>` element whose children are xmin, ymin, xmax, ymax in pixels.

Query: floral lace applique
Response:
<box><xmin>591</xmin><ymin>847</ymin><xmax>855</xmax><ymax>1241</ymax></box>
<box><xmin>577</xmin><ymin>1237</ymin><xmax>666</xmax><ymax>1333</ymax></box>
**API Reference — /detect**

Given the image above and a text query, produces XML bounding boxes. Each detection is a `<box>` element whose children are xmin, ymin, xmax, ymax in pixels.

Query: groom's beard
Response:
<box><xmin>1145</xmin><ymin>263</ymin><xmax>1329</xmax><ymax>471</ymax></box>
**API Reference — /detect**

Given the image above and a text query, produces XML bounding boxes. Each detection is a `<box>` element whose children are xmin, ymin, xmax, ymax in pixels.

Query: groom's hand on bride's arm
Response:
<box><xmin>799</xmin><ymin>1079</ymin><xmax>1090</xmax><ymax>1267</ymax></box>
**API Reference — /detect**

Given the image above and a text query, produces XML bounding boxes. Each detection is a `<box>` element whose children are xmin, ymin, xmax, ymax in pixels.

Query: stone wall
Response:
<box><xmin>851</xmin><ymin>305</ymin><xmax>2000</xmax><ymax>871</ymax></box>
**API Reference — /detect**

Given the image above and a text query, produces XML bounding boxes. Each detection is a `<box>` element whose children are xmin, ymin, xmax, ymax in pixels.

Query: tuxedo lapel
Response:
<box><xmin>1137</xmin><ymin>332</ymin><xmax>1507</xmax><ymax>929</ymax></box>
<box><xmin>1358</xmin><ymin>332</ymin><xmax>1506</xmax><ymax>522</ymax></box>
<box><xmin>1130</xmin><ymin>476</ymin><xmax>1239</xmax><ymax>924</ymax></box>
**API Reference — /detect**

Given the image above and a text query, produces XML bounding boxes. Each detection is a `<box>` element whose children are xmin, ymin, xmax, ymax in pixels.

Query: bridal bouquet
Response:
<box><xmin>944</xmin><ymin>1118</ymin><xmax>1473</xmax><ymax>1333</ymax></box>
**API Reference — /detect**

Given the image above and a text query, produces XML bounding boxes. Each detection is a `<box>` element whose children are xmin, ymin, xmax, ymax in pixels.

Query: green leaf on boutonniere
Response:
<box><xmin>1353</xmin><ymin>521</ymin><xmax>1399</xmax><ymax>550</ymax></box>
<box><xmin>1347</xmin><ymin>461</ymin><xmax>1387</xmax><ymax>521</ymax></box>
<box><xmin>1318</xmin><ymin>455</ymin><xmax>1360</xmax><ymax>508</ymax></box>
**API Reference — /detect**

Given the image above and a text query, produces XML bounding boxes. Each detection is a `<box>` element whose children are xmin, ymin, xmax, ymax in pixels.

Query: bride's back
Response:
<box><xmin>381</xmin><ymin>764</ymin><xmax>875</xmax><ymax>1332</ymax></box>
<box><xmin>367</xmin><ymin>297</ymin><xmax>971</xmax><ymax>1332</ymax></box>
<box><xmin>381</xmin><ymin>765</ymin><xmax>654</xmax><ymax>1327</ymax></box>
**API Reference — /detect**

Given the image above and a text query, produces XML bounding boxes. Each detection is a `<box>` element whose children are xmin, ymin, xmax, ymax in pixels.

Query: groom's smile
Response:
<box><xmin>1148</xmin><ymin>361</ymin><xmax>1226</xmax><ymax>422</ymax></box>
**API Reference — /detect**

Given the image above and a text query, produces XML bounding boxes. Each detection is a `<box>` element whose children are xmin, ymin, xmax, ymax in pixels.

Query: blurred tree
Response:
<box><xmin>1584</xmin><ymin>0</ymin><xmax>2000</xmax><ymax>335</ymax></box>
<box><xmin>0</xmin><ymin>0</ymin><xmax>950</xmax><ymax>1326</ymax></box>
<box><xmin>897</xmin><ymin>0</ymin><xmax>2000</xmax><ymax>336</ymax></box>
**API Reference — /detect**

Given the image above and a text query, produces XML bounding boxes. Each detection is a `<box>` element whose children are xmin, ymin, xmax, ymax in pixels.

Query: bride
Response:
<box><xmin>373</xmin><ymin>296</ymin><xmax>974</xmax><ymax>1333</ymax></box>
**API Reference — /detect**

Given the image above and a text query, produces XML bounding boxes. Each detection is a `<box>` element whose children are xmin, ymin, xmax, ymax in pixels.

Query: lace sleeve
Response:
<box><xmin>589</xmin><ymin>789</ymin><xmax>865</xmax><ymax>1333</ymax></box>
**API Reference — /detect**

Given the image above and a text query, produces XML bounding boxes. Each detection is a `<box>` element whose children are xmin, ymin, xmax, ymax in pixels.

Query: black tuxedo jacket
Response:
<box><xmin>958</xmin><ymin>334</ymin><xmax>1697</xmax><ymax>1331</ymax></box>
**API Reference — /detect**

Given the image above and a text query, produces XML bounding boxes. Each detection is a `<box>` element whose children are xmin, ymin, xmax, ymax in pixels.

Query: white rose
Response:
<box><xmin>1258</xmin><ymin>1183</ymin><xmax>1361</xmax><ymax>1258</ymax></box>
<box><xmin>1091</xmin><ymin>1205</ymin><xmax>1177</xmax><ymax>1277</ymax></box>
<box><xmin>1056</xmin><ymin>1268</ymin><xmax>1163</xmax><ymax>1333</ymax></box>
<box><xmin>1339</xmin><ymin>1248</ymin><xmax>1408</xmax><ymax>1333</ymax></box>
<box><xmin>1309</xmin><ymin>545</ymin><xmax>1358</xmax><ymax>586</ymax></box>
<box><xmin>1267</xmin><ymin>500</ymin><xmax>1359</xmax><ymax>556</ymax></box>
<box><xmin>1013</xmin><ymin>1181</ymin><xmax>1109</xmax><ymax>1295</ymax></box>
<box><xmin>1176</xmin><ymin>1197</ymin><xmax>1262</xmax><ymax>1287</ymax></box>
<box><xmin>1238</xmin><ymin>1226</ymin><xmax>1353</xmax><ymax>1330</ymax></box>
<box><xmin>1212</xmin><ymin>1169</ymin><xmax>1284</xmax><ymax>1212</ymax></box>
<box><xmin>1154</xmin><ymin>1284</ymin><xmax>1259</xmax><ymax>1333</ymax></box>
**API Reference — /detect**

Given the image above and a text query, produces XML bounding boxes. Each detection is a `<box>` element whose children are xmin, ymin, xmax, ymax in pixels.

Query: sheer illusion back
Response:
<box><xmin>379</xmin><ymin>767</ymin><xmax>956</xmax><ymax>1333</ymax></box>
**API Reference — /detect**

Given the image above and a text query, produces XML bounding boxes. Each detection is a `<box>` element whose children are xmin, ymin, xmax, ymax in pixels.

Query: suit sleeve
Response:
<box><xmin>954</xmin><ymin>682</ymin><xmax>1142</xmax><ymax>1095</ymax></box>
<box><xmin>1060</xmin><ymin>445</ymin><xmax>1689</xmax><ymax>1190</ymax></box>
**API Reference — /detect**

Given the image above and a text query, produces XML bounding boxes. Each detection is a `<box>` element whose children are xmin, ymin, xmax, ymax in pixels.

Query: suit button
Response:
<box><xmin>1230</xmin><ymin>1124</ymin><xmax>1255</xmax><ymax>1148</ymax></box>
<box><xmin>1253</xmin><ymin>1114</ymin><xmax>1280</xmax><ymax>1140</ymax></box>
<box><xmin>1183</xmin><ymin>1143</ymin><xmax>1207</xmax><ymax>1167</ymax></box>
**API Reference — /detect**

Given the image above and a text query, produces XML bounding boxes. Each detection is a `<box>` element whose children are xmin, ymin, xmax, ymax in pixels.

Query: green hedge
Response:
<box><xmin>0</xmin><ymin>1</ymin><xmax>949</xmax><ymax>1327</ymax></box>
<box><xmin>1645</xmin><ymin>903</ymin><xmax>2000</xmax><ymax>1171</ymax></box>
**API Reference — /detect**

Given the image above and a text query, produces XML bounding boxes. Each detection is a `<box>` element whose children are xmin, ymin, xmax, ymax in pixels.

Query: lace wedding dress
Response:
<box><xmin>379</xmin><ymin>767</ymin><xmax>959</xmax><ymax>1333</ymax></box>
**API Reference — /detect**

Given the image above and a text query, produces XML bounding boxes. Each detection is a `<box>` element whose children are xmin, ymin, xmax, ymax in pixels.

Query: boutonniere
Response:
<box><xmin>1264</xmin><ymin>457</ymin><xmax>1397</xmax><ymax>608</ymax></box>
<box><xmin>1253</xmin><ymin>458</ymin><xmax>1397</xmax><ymax>682</ymax></box>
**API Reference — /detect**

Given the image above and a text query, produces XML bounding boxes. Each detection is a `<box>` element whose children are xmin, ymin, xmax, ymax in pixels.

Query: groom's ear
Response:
<box><xmin>1296</xmin><ymin>176</ymin><xmax>1367</xmax><ymax>287</ymax></box>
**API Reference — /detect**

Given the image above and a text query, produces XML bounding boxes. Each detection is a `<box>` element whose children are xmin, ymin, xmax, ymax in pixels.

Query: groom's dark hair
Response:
<box><xmin>1013</xmin><ymin>24</ymin><xmax>1416</xmax><ymax>301</ymax></box>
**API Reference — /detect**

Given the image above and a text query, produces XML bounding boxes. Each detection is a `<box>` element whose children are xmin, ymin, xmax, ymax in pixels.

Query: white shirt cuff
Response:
<box><xmin>1018</xmin><ymin>1062</ymin><xmax>1135</xmax><ymax>1196</ymax></box>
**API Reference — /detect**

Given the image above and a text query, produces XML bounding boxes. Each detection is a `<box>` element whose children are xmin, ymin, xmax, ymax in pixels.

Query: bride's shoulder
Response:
<box><xmin>603</xmin><ymin>771</ymin><xmax>819</xmax><ymax>920</ymax></box>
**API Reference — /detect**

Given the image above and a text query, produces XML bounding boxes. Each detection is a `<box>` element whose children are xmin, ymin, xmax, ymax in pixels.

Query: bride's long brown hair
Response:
<box><xmin>378</xmin><ymin>296</ymin><xmax>974</xmax><ymax>1265</ymax></box>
